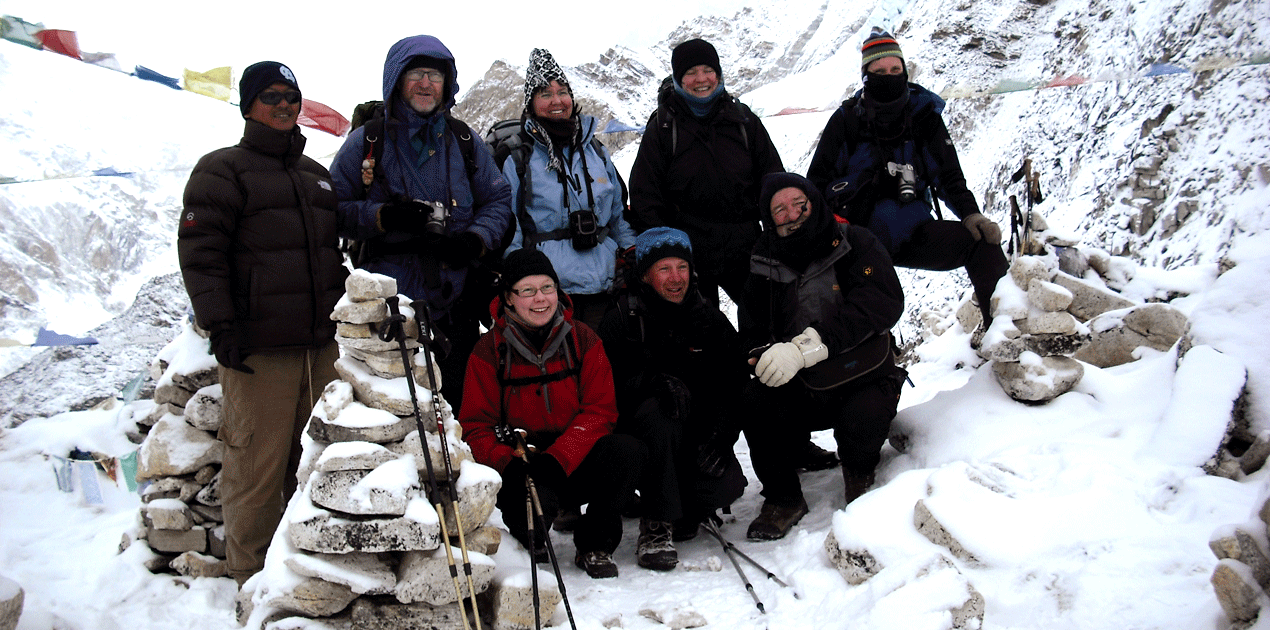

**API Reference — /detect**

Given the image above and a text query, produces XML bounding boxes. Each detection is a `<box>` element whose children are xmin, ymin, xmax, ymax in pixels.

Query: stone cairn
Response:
<box><xmin>128</xmin><ymin>269</ymin><xmax>563</xmax><ymax>630</ymax></box>
<box><xmin>920</xmin><ymin>207</ymin><xmax>1190</xmax><ymax>404</ymax></box>
<box><xmin>124</xmin><ymin>320</ymin><xmax>228</xmax><ymax>578</ymax></box>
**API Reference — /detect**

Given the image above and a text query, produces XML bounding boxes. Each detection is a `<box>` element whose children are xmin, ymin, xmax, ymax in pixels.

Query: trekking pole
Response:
<box><xmin>701</xmin><ymin>521</ymin><xmax>796</xmax><ymax>595</ymax></box>
<box><xmin>381</xmin><ymin>296</ymin><xmax>474</xmax><ymax>630</ymax></box>
<box><xmin>526</xmin><ymin>485</ymin><xmax>542</xmax><ymax>629</ymax></box>
<box><xmin>501</xmin><ymin>427</ymin><xmax>578</xmax><ymax>630</ymax></box>
<box><xmin>412</xmin><ymin>301</ymin><xmax>485</xmax><ymax>630</ymax></box>
<box><xmin>703</xmin><ymin>520</ymin><xmax>766</xmax><ymax>614</ymax></box>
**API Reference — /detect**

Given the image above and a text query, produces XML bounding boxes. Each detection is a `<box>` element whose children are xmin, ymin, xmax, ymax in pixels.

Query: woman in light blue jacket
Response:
<box><xmin>503</xmin><ymin>48</ymin><xmax>637</xmax><ymax>331</ymax></box>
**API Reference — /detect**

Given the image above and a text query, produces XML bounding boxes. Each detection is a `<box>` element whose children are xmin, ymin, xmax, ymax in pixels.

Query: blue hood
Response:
<box><xmin>382</xmin><ymin>35</ymin><xmax>460</xmax><ymax>110</ymax></box>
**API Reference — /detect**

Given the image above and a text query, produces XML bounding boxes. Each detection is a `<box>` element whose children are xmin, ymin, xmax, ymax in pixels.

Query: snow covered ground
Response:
<box><xmin>3</xmin><ymin>232</ymin><xmax>1269</xmax><ymax>629</ymax></box>
<box><xmin>2</xmin><ymin>0</ymin><xmax>1270</xmax><ymax>626</ymax></box>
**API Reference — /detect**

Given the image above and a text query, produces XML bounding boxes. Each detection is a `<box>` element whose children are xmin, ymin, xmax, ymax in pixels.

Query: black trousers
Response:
<box><xmin>619</xmin><ymin>398</ymin><xmax>746</xmax><ymax>523</ymax></box>
<box><xmin>869</xmin><ymin>207</ymin><xmax>1009</xmax><ymax>323</ymax></box>
<box><xmin>496</xmin><ymin>433</ymin><xmax>647</xmax><ymax>554</ymax></box>
<box><xmin>433</xmin><ymin>310</ymin><xmax>479</xmax><ymax>415</ymax></box>
<box><xmin>741</xmin><ymin>368</ymin><xmax>903</xmax><ymax>506</ymax></box>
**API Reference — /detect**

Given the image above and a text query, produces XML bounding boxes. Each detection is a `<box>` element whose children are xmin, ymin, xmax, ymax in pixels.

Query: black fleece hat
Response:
<box><xmin>501</xmin><ymin>249</ymin><xmax>560</xmax><ymax>292</ymax></box>
<box><xmin>671</xmin><ymin>38</ymin><xmax>722</xmax><ymax>83</ymax></box>
<box><xmin>239</xmin><ymin>61</ymin><xmax>299</xmax><ymax>118</ymax></box>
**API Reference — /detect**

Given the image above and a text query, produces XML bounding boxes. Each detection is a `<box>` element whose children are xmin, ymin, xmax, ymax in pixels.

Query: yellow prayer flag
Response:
<box><xmin>183</xmin><ymin>66</ymin><xmax>232</xmax><ymax>102</ymax></box>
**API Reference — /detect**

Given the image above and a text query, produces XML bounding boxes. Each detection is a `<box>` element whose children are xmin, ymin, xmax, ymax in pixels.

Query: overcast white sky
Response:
<box><xmin>0</xmin><ymin>0</ymin><xmax>758</xmax><ymax>114</ymax></box>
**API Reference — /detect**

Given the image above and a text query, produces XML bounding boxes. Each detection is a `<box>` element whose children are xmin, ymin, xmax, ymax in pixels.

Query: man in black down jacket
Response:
<box><xmin>177</xmin><ymin>62</ymin><xmax>348</xmax><ymax>586</ymax></box>
<box><xmin>738</xmin><ymin>172</ymin><xmax>907</xmax><ymax>541</ymax></box>
<box><xmin>597</xmin><ymin>227</ymin><xmax>748</xmax><ymax>572</ymax></box>
<box><xmin>627</xmin><ymin>38</ymin><xmax>785</xmax><ymax>325</ymax></box>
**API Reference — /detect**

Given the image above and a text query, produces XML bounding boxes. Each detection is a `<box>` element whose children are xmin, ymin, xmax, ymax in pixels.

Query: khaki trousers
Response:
<box><xmin>217</xmin><ymin>341</ymin><xmax>339</xmax><ymax>585</ymax></box>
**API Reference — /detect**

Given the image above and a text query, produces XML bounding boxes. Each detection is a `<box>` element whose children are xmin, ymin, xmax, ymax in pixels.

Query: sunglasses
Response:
<box><xmin>258</xmin><ymin>90</ymin><xmax>302</xmax><ymax>105</ymax></box>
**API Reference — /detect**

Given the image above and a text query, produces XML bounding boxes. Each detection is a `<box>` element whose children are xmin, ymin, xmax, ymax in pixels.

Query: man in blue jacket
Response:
<box><xmin>331</xmin><ymin>35</ymin><xmax>513</xmax><ymax>408</ymax></box>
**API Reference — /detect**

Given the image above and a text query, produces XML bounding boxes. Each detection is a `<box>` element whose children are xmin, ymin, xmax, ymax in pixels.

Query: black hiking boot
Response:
<box><xmin>844</xmin><ymin>468</ymin><xmax>876</xmax><ymax>505</ymax></box>
<box><xmin>746</xmin><ymin>498</ymin><xmax>809</xmax><ymax>541</ymax></box>
<box><xmin>636</xmin><ymin>519</ymin><xmax>679</xmax><ymax>571</ymax></box>
<box><xmin>575</xmin><ymin>550</ymin><xmax>619</xmax><ymax>579</ymax></box>
<box><xmin>795</xmin><ymin>440</ymin><xmax>840</xmax><ymax>472</ymax></box>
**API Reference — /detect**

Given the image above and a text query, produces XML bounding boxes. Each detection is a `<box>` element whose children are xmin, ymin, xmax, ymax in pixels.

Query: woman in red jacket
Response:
<box><xmin>459</xmin><ymin>249</ymin><xmax>646</xmax><ymax>579</ymax></box>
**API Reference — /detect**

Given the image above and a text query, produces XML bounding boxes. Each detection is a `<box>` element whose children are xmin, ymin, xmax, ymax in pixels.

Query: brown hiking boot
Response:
<box><xmin>746</xmin><ymin>498</ymin><xmax>809</xmax><ymax>541</ymax></box>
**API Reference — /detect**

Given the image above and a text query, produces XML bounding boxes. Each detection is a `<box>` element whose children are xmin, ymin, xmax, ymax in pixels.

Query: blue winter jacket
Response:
<box><xmin>503</xmin><ymin>114</ymin><xmax>636</xmax><ymax>296</ymax></box>
<box><xmin>331</xmin><ymin>35</ymin><xmax>513</xmax><ymax>315</ymax></box>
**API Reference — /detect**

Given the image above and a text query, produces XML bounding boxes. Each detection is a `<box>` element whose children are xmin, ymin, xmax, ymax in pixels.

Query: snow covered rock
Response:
<box><xmin>489</xmin><ymin>572</ymin><xmax>562</xmax><ymax>630</ymax></box>
<box><xmin>0</xmin><ymin>574</ymin><xmax>22</xmax><ymax>630</ymax></box>
<box><xmin>1073</xmin><ymin>303</ymin><xmax>1188</xmax><ymax>367</ymax></box>
<box><xmin>136</xmin><ymin>412</ymin><xmax>223</xmax><ymax>479</ymax></box>
<box><xmin>991</xmin><ymin>353</ymin><xmax>1084</xmax><ymax>403</ymax></box>
<box><xmin>394</xmin><ymin>546</ymin><xmax>496</xmax><ymax>605</ymax></box>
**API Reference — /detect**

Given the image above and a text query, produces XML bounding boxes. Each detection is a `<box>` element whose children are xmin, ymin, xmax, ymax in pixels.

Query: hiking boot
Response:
<box><xmin>844</xmin><ymin>469</ymin><xmax>876</xmax><ymax>505</ymax></box>
<box><xmin>746</xmin><ymin>498</ymin><xmax>809</xmax><ymax>541</ymax></box>
<box><xmin>795</xmin><ymin>440</ymin><xmax>840</xmax><ymax>472</ymax></box>
<box><xmin>553</xmin><ymin>505</ymin><xmax>581</xmax><ymax>532</ymax></box>
<box><xmin>574</xmin><ymin>550</ymin><xmax>619</xmax><ymax>579</ymax></box>
<box><xmin>637</xmin><ymin>519</ymin><xmax>679</xmax><ymax>571</ymax></box>
<box><xmin>672</xmin><ymin>517</ymin><xmax>701</xmax><ymax>542</ymax></box>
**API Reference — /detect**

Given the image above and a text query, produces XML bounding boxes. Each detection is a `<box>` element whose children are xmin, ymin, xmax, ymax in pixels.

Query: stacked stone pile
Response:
<box><xmin>122</xmin><ymin>321</ymin><xmax>229</xmax><ymax>578</ymax></box>
<box><xmin>923</xmin><ymin>208</ymin><xmax>1192</xmax><ymax>404</ymax></box>
<box><xmin>1211</xmin><ymin>495</ymin><xmax>1270</xmax><ymax>628</ymax></box>
<box><xmin>239</xmin><ymin>269</ymin><xmax>555</xmax><ymax>630</ymax></box>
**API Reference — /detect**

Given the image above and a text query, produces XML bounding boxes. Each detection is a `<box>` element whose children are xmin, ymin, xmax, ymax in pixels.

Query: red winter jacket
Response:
<box><xmin>459</xmin><ymin>293</ymin><xmax>618</xmax><ymax>476</ymax></box>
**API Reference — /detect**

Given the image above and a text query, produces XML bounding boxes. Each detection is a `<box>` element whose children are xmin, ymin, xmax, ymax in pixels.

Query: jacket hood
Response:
<box><xmin>755</xmin><ymin>171</ymin><xmax>838</xmax><ymax>269</ymax></box>
<box><xmin>382</xmin><ymin>35</ymin><xmax>459</xmax><ymax>110</ymax></box>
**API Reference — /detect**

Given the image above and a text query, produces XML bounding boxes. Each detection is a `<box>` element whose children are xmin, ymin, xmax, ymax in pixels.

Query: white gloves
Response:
<box><xmin>962</xmin><ymin>213</ymin><xmax>1003</xmax><ymax>245</ymax></box>
<box><xmin>755</xmin><ymin>327</ymin><xmax>830</xmax><ymax>387</ymax></box>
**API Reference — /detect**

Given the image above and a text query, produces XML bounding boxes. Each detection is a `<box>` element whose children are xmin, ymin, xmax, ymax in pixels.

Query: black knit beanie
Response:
<box><xmin>501</xmin><ymin>249</ymin><xmax>560</xmax><ymax>291</ymax></box>
<box><xmin>671</xmin><ymin>38</ymin><xmax>722</xmax><ymax>83</ymax></box>
<box><xmin>239</xmin><ymin>61</ymin><xmax>299</xmax><ymax>118</ymax></box>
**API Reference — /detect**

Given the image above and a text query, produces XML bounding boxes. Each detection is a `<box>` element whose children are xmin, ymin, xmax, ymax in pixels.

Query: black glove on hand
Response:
<box><xmin>209</xmin><ymin>326</ymin><xmax>254</xmax><ymax>374</ymax></box>
<box><xmin>696</xmin><ymin>430</ymin><xmax>738</xmax><ymax>478</ymax></box>
<box><xmin>378</xmin><ymin>199</ymin><xmax>432</xmax><ymax>234</ymax></box>
<box><xmin>527</xmin><ymin>455</ymin><xmax>564</xmax><ymax>522</ymax></box>
<box><xmin>650</xmin><ymin>373</ymin><xmax>692</xmax><ymax>422</ymax></box>
<box><xmin>435</xmin><ymin>232</ymin><xmax>484</xmax><ymax>267</ymax></box>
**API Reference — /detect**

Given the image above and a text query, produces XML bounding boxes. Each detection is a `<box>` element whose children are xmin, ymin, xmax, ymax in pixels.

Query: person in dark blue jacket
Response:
<box><xmin>331</xmin><ymin>35</ymin><xmax>513</xmax><ymax>408</ymax></box>
<box><xmin>807</xmin><ymin>28</ymin><xmax>1006</xmax><ymax>323</ymax></box>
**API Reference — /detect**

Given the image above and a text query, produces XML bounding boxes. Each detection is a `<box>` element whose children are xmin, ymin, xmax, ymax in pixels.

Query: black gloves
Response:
<box><xmin>209</xmin><ymin>326</ymin><xmax>253</xmax><ymax>374</ymax></box>
<box><xmin>696</xmin><ymin>429</ymin><xmax>738</xmax><ymax>478</ymax></box>
<box><xmin>650</xmin><ymin>373</ymin><xmax>692</xmax><ymax>422</ymax></box>
<box><xmin>434</xmin><ymin>232</ymin><xmax>484</xmax><ymax>267</ymax></box>
<box><xmin>378</xmin><ymin>199</ymin><xmax>433</xmax><ymax>234</ymax></box>
<box><xmin>505</xmin><ymin>455</ymin><xmax>564</xmax><ymax>523</ymax></box>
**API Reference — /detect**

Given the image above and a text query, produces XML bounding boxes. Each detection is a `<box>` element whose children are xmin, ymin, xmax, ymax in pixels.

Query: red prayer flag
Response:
<box><xmin>298</xmin><ymin>98</ymin><xmax>350</xmax><ymax>137</ymax></box>
<box><xmin>36</xmin><ymin>29</ymin><xmax>82</xmax><ymax>60</ymax></box>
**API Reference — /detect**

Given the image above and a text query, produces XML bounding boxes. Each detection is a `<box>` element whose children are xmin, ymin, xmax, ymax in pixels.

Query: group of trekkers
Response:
<box><xmin>176</xmin><ymin>28</ymin><xmax>1007</xmax><ymax>588</ymax></box>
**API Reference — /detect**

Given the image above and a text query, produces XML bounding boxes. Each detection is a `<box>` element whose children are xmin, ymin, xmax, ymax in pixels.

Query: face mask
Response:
<box><xmin>863</xmin><ymin>72</ymin><xmax>908</xmax><ymax>103</ymax></box>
